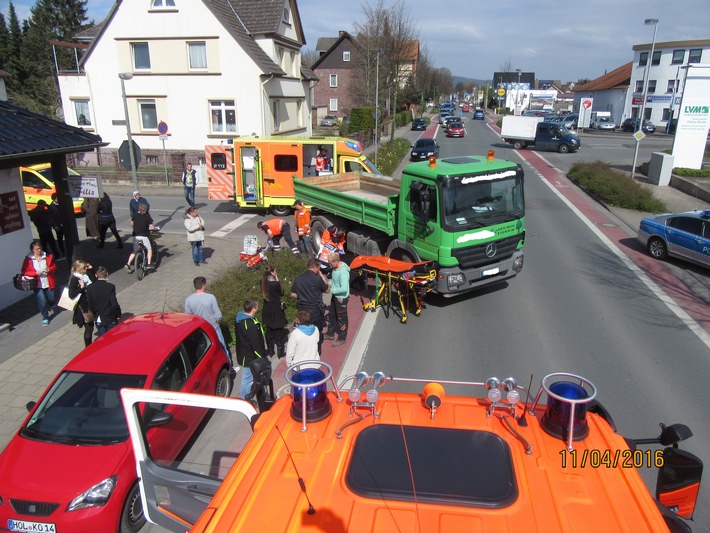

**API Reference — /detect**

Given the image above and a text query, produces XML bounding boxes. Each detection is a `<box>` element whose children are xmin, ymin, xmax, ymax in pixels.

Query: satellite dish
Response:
<box><xmin>55</xmin><ymin>107</ymin><xmax>64</xmax><ymax>120</ymax></box>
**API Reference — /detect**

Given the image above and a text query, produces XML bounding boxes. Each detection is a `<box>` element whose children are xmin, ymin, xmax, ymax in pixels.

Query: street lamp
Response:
<box><xmin>631</xmin><ymin>18</ymin><xmax>659</xmax><ymax>180</ymax></box>
<box><xmin>515</xmin><ymin>69</ymin><xmax>522</xmax><ymax>115</ymax></box>
<box><xmin>374</xmin><ymin>49</ymin><xmax>381</xmax><ymax>168</ymax></box>
<box><xmin>118</xmin><ymin>72</ymin><xmax>139</xmax><ymax>190</ymax></box>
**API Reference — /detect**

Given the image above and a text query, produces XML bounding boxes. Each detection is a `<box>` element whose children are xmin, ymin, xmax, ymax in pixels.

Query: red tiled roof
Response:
<box><xmin>574</xmin><ymin>62</ymin><xmax>632</xmax><ymax>92</ymax></box>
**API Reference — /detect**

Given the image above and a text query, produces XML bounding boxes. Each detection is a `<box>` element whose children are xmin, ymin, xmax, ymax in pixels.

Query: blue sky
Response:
<box><xmin>4</xmin><ymin>0</ymin><xmax>709</xmax><ymax>83</ymax></box>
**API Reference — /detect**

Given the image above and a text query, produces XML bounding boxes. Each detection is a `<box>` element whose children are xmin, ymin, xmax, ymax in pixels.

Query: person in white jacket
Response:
<box><xmin>286</xmin><ymin>309</ymin><xmax>320</xmax><ymax>368</ymax></box>
<box><xmin>184</xmin><ymin>206</ymin><xmax>206</xmax><ymax>266</ymax></box>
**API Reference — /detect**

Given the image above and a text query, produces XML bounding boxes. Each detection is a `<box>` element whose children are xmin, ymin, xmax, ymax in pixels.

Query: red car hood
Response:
<box><xmin>0</xmin><ymin>435</ymin><xmax>132</xmax><ymax>500</ymax></box>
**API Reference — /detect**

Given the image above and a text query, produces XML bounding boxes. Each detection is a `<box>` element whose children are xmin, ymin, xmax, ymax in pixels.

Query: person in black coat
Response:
<box><xmin>261</xmin><ymin>266</ymin><xmax>288</xmax><ymax>359</ymax></box>
<box><xmin>87</xmin><ymin>266</ymin><xmax>122</xmax><ymax>336</ymax></box>
<box><xmin>68</xmin><ymin>259</ymin><xmax>96</xmax><ymax>347</ymax></box>
<box><xmin>97</xmin><ymin>193</ymin><xmax>123</xmax><ymax>248</ymax></box>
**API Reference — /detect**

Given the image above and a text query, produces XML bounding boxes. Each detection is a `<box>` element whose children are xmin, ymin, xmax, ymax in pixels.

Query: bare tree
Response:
<box><xmin>500</xmin><ymin>58</ymin><xmax>514</xmax><ymax>73</ymax></box>
<box><xmin>300</xmin><ymin>48</ymin><xmax>319</xmax><ymax>68</ymax></box>
<box><xmin>353</xmin><ymin>0</ymin><xmax>419</xmax><ymax>140</ymax></box>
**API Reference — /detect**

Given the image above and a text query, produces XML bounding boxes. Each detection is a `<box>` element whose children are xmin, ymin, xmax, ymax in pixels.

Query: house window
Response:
<box><xmin>647</xmin><ymin>80</ymin><xmax>656</xmax><ymax>93</ymax></box>
<box><xmin>343</xmin><ymin>51</ymin><xmax>350</xmax><ymax>62</ymax></box>
<box><xmin>282</xmin><ymin>7</ymin><xmax>289</xmax><ymax>23</ymax></box>
<box><xmin>329</xmin><ymin>98</ymin><xmax>338</xmax><ymax>112</ymax></box>
<box><xmin>689</xmin><ymin>49</ymin><xmax>702</xmax><ymax>63</ymax></box>
<box><xmin>73</xmin><ymin>99</ymin><xmax>91</xmax><ymax>126</ymax></box>
<box><xmin>273</xmin><ymin>101</ymin><xmax>279</xmax><ymax>131</ymax></box>
<box><xmin>151</xmin><ymin>0</ymin><xmax>175</xmax><ymax>6</ymax></box>
<box><xmin>139</xmin><ymin>100</ymin><xmax>158</xmax><ymax>130</ymax></box>
<box><xmin>651</xmin><ymin>50</ymin><xmax>661</xmax><ymax>66</ymax></box>
<box><xmin>662</xmin><ymin>108</ymin><xmax>671</xmax><ymax>121</ymax></box>
<box><xmin>666</xmin><ymin>79</ymin><xmax>677</xmax><ymax>93</ymax></box>
<box><xmin>131</xmin><ymin>42</ymin><xmax>151</xmax><ymax>70</ymax></box>
<box><xmin>643</xmin><ymin>108</ymin><xmax>652</xmax><ymax>120</ymax></box>
<box><xmin>329</xmin><ymin>74</ymin><xmax>337</xmax><ymax>87</ymax></box>
<box><xmin>209</xmin><ymin>100</ymin><xmax>236</xmax><ymax>133</ymax></box>
<box><xmin>188</xmin><ymin>42</ymin><xmax>207</xmax><ymax>70</ymax></box>
<box><xmin>146</xmin><ymin>155</ymin><xmax>159</xmax><ymax>165</ymax></box>
<box><xmin>639</xmin><ymin>52</ymin><xmax>648</xmax><ymax>66</ymax></box>
<box><xmin>671</xmin><ymin>49</ymin><xmax>685</xmax><ymax>64</ymax></box>
<box><xmin>635</xmin><ymin>80</ymin><xmax>644</xmax><ymax>92</ymax></box>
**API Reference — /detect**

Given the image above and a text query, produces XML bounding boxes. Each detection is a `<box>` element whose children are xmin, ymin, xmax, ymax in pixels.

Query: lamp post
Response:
<box><xmin>515</xmin><ymin>69</ymin><xmax>522</xmax><ymax>115</ymax></box>
<box><xmin>118</xmin><ymin>72</ymin><xmax>139</xmax><ymax>190</ymax></box>
<box><xmin>631</xmin><ymin>18</ymin><xmax>659</xmax><ymax>180</ymax></box>
<box><xmin>374</xmin><ymin>49</ymin><xmax>381</xmax><ymax>168</ymax></box>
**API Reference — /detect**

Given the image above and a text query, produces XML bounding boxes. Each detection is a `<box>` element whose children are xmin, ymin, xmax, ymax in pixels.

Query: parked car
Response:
<box><xmin>21</xmin><ymin>163</ymin><xmax>84</xmax><ymax>214</ymax></box>
<box><xmin>410</xmin><ymin>138</ymin><xmax>440</xmax><ymax>160</ymax></box>
<box><xmin>594</xmin><ymin>117</ymin><xmax>617</xmax><ymax>131</ymax></box>
<box><xmin>560</xmin><ymin>113</ymin><xmax>578</xmax><ymax>130</ymax></box>
<box><xmin>446</xmin><ymin>122</ymin><xmax>465</xmax><ymax>137</ymax></box>
<box><xmin>411</xmin><ymin>117</ymin><xmax>427</xmax><ymax>131</ymax></box>
<box><xmin>473</xmin><ymin>110</ymin><xmax>485</xmax><ymax>120</ymax></box>
<box><xmin>0</xmin><ymin>313</ymin><xmax>232</xmax><ymax>533</ymax></box>
<box><xmin>637</xmin><ymin>210</ymin><xmax>710</xmax><ymax>269</ymax></box>
<box><xmin>320</xmin><ymin>115</ymin><xmax>338</xmax><ymax>127</ymax></box>
<box><xmin>621</xmin><ymin>118</ymin><xmax>655</xmax><ymax>133</ymax></box>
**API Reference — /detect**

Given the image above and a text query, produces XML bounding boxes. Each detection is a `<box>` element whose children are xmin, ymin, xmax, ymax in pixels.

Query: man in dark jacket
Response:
<box><xmin>29</xmin><ymin>200</ymin><xmax>61</xmax><ymax>258</ymax></box>
<box><xmin>48</xmin><ymin>193</ymin><xmax>65</xmax><ymax>256</ymax></box>
<box><xmin>87</xmin><ymin>266</ymin><xmax>122</xmax><ymax>336</ymax></box>
<box><xmin>235</xmin><ymin>298</ymin><xmax>266</xmax><ymax>400</ymax></box>
<box><xmin>290</xmin><ymin>259</ymin><xmax>330</xmax><ymax>354</ymax></box>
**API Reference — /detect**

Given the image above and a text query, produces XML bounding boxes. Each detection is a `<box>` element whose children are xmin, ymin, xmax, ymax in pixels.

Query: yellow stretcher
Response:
<box><xmin>350</xmin><ymin>256</ymin><xmax>437</xmax><ymax>323</ymax></box>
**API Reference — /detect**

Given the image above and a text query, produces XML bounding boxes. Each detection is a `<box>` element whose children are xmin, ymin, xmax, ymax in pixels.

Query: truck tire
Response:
<box><xmin>271</xmin><ymin>205</ymin><xmax>291</xmax><ymax>217</ymax></box>
<box><xmin>512</xmin><ymin>140</ymin><xmax>524</xmax><ymax>150</ymax></box>
<box><xmin>310</xmin><ymin>218</ymin><xmax>327</xmax><ymax>255</ymax></box>
<box><xmin>389</xmin><ymin>248</ymin><xmax>415</xmax><ymax>264</ymax></box>
<box><xmin>558</xmin><ymin>144</ymin><xmax>570</xmax><ymax>154</ymax></box>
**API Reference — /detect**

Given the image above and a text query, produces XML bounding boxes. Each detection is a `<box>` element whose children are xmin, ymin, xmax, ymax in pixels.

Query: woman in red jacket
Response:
<box><xmin>20</xmin><ymin>240</ymin><xmax>57</xmax><ymax>326</ymax></box>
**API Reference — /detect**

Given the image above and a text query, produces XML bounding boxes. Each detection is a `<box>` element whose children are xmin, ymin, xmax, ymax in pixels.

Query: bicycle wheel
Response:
<box><xmin>135</xmin><ymin>250</ymin><xmax>146</xmax><ymax>280</ymax></box>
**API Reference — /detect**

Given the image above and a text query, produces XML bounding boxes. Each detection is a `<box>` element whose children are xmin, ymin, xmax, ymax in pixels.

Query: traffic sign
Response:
<box><xmin>497</xmin><ymin>88</ymin><xmax>506</xmax><ymax>96</ymax></box>
<box><xmin>158</xmin><ymin>121</ymin><xmax>169</xmax><ymax>135</ymax></box>
<box><xmin>159</xmin><ymin>134</ymin><xmax>168</xmax><ymax>141</ymax></box>
<box><xmin>118</xmin><ymin>140</ymin><xmax>141</xmax><ymax>171</ymax></box>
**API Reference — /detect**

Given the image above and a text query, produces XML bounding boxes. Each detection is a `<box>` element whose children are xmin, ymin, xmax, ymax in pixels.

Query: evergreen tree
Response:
<box><xmin>0</xmin><ymin>14</ymin><xmax>9</xmax><ymax>69</ymax></box>
<box><xmin>4</xmin><ymin>2</ymin><xmax>25</xmax><ymax>95</ymax></box>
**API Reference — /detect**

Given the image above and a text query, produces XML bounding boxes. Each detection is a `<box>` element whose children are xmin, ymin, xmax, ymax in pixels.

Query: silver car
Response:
<box><xmin>595</xmin><ymin>117</ymin><xmax>617</xmax><ymax>131</ymax></box>
<box><xmin>320</xmin><ymin>115</ymin><xmax>338</xmax><ymax>127</ymax></box>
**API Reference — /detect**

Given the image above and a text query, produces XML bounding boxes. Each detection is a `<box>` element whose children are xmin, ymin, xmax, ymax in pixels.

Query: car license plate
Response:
<box><xmin>8</xmin><ymin>519</ymin><xmax>56</xmax><ymax>532</ymax></box>
<box><xmin>482</xmin><ymin>267</ymin><xmax>499</xmax><ymax>277</ymax></box>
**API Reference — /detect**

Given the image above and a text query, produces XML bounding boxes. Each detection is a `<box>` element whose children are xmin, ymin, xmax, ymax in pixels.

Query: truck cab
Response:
<box><xmin>535</xmin><ymin>122</ymin><xmax>580</xmax><ymax>153</ymax></box>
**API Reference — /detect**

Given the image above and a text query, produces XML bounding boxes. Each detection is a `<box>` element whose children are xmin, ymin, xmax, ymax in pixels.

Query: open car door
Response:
<box><xmin>121</xmin><ymin>389</ymin><xmax>257</xmax><ymax>532</ymax></box>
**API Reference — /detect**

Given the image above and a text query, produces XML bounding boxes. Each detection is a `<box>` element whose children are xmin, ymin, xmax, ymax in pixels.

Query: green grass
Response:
<box><xmin>210</xmin><ymin>251</ymin><xmax>309</xmax><ymax>346</ymax></box>
<box><xmin>374</xmin><ymin>138</ymin><xmax>412</xmax><ymax>175</ymax></box>
<box><xmin>568</xmin><ymin>161</ymin><xmax>668</xmax><ymax>212</ymax></box>
<box><xmin>672</xmin><ymin>167</ymin><xmax>710</xmax><ymax>178</ymax></box>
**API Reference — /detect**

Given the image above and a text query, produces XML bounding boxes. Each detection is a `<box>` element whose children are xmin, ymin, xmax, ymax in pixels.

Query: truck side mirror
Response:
<box><xmin>656</xmin><ymin>447</ymin><xmax>703</xmax><ymax>520</ymax></box>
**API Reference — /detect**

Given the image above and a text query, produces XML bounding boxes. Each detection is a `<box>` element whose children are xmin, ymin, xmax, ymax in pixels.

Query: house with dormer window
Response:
<box><xmin>57</xmin><ymin>0</ymin><xmax>316</xmax><ymax>167</ymax></box>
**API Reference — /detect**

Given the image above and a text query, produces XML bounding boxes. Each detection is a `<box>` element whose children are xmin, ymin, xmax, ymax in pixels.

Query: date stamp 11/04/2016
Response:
<box><xmin>560</xmin><ymin>448</ymin><xmax>665</xmax><ymax>469</ymax></box>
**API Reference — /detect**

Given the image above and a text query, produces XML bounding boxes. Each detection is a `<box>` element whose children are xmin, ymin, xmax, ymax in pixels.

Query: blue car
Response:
<box><xmin>637</xmin><ymin>210</ymin><xmax>710</xmax><ymax>268</ymax></box>
<box><xmin>473</xmin><ymin>110</ymin><xmax>485</xmax><ymax>120</ymax></box>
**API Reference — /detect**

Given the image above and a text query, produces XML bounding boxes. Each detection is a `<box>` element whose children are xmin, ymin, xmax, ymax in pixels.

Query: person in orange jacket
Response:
<box><xmin>293</xmin><ymin>200</ymin><xmax>314</xmax><ymax>258</ymax></box>
<box><xmin>257</xmin><ymin>218</ymin><xmax>300</xmax><ymax>254</ymax></box>
<box><xmin>21</xmin><ymin>240</ymin><xmax>58</xmax><ymax>326</ymax></box>
<box><xmin>317</xmin><ymin>225</ymin><xmax>346</xmax><ymax>271</ymax></box>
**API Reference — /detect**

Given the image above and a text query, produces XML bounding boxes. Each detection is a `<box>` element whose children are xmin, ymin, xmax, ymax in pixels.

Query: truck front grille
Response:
<box><xmin>451</xmin><ymin>233</ymin><xmax>523</xmax><ymax>269</ymax></box>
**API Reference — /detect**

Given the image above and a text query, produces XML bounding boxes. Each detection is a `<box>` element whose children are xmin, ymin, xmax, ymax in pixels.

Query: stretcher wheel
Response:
<box><xmin>400</xmin><ymin>316</ymin><xmax>407</xmax><ymax>324</ymax></box>
<box><xmin>414</xmin><ymin>309</ymin><xmax>421</xmax><ymax>316</ymax></box>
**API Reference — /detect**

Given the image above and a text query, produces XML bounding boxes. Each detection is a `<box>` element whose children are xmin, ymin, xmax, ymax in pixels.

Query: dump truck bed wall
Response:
<box><xmin>293</xmin><ymin>172</ymin><xmax>400</xmax><ymax>236</ymax></box>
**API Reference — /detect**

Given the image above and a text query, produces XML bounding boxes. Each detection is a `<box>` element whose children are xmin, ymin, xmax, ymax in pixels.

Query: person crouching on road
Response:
<box><xmin>324</xmin><ymin>253</ymin><xmax>350</xmax><ymax>347</ymax></box>
<box><xmin>235</xmin><ymin>299</ymin><xmax>267</xmax><ymax>400</ymax></box>
<box><xmin>184</xmin><ymin>206</ymin><xmax>206</xmax><ymax>266</ymax></box>
<box><xmin>257</xmin><ymin>218</ymin><xmax>300</xmax><ymax>254</ymax></box>
<box><xmin>316</xmin><ymin>225</ymin><xmax>346</xmax><ymax>273</ymax></box>
<box><xmin>293</xmin><ymin>200</ymin><xmax>314</xmax><ymax>257</ymax></box>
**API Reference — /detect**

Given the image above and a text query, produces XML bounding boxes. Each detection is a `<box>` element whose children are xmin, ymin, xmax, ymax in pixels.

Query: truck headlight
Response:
<box><xmin>447</xmin><ymin>273</ymin><xmax>466</xmax><ymax>287</ymax></box>
<box><xmin>513</xmin><ymin>255</ymin><xmax>524</xmax><ymax>273</ymax></box>
<box><xmin>67</xmin><ymin>476</ymin><xmax>117</xmax><ymax>511</ymax></box>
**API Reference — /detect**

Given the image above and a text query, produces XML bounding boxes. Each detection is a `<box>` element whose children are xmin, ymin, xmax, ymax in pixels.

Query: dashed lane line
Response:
<box><xmin>210</xmin><ymin>214</ymin><xmax>256</xmax><ymax>238</ymax></box>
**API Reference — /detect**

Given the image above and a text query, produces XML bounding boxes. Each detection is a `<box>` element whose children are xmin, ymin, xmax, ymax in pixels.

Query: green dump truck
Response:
<box><xmin>293</xmin><ymin>155</ymin><xmax>526</xmax><ymax>296</ymax></box>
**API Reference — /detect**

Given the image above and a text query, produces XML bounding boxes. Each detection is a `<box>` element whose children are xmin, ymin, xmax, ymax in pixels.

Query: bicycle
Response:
<box><xmin>134</xmin><ymin>227</ymin><xmax>161</xmax><ymax>280</ymax></box>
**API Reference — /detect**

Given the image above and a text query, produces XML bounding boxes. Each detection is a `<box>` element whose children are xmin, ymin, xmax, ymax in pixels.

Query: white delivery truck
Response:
<box><xmin>501</xmin><ymin>115</ymin><xmax>581</xmax><ymax>153</ymax></box>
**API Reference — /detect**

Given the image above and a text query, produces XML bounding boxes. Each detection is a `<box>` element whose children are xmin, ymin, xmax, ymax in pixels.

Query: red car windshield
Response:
<box><xmin>22</xmin><ymin>371</ymin><xmax>146</xmax><ymax>445</ymax></box>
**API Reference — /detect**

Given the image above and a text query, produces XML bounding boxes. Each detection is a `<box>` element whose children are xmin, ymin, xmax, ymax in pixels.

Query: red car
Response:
<box><xmin>462</xmin><ymin>104</ymin><xmax>470</xmax><ymax>112</ymax></box>
<box><xmin>0</xmin><ymin>313</ymin><xmax>231</xmax><ymax>533</ymax></box>
<box><xmin>447</xmin><ymin>122</ymin><xmax>466</xmax><ymax>137</ymax></box>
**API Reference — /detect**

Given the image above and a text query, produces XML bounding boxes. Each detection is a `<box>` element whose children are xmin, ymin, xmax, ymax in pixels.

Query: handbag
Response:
<box><xmin>57</xmin><ymin>287</ymin><xmax>81</xmax><ymax>311</ymax></box>
<box><xmin>13</xmin><ymin>274</ymin><xmax>37</xmax><ymax>291</ymax></box>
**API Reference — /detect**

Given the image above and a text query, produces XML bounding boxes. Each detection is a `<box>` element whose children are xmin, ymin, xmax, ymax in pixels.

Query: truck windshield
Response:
<box><xmin>361</xmin><ymin>157</ymin><xmax>383</xmax><ymax>175</ymax></box>
<box><xmin>441</xmin><ymin>172</ymin><xmax>524</xmax><ymax>229</ymax></box>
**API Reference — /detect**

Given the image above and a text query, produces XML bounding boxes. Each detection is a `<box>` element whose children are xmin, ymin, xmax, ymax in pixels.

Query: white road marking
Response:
<box><xmin>210</xmin><ymin>214</ymin><xmax>256</xmax><ymax>238</ymax></box>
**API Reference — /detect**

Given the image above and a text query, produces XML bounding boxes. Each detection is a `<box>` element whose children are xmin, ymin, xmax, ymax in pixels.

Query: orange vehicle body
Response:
<box><xmin>190</xmin><ymin>387</ymin><xmax>673</xmax><ymax>532</ymax></box>
<box><xmin>205</xmin><ymin>137</ymin><xmax>377</xmax><ymax>214</ymax></box>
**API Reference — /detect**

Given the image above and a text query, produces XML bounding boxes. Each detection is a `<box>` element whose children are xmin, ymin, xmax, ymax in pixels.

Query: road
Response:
<box><xmin>354</xmin><ymin>115</ymin><xmax>710</xmax><ymax>530</ymax></box>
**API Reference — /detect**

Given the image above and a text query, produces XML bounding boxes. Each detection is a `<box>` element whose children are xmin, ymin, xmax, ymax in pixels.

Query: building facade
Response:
<box><xmin>56</xmin><ymin>0</ymin><xmax>315</xmax><ymax>169</ymax></box>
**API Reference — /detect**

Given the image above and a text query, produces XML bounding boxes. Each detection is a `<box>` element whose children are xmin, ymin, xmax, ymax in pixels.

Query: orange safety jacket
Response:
<box><xmin>294</xmin><ymin>207</ymin><xmax>311</xmax><ymax>236</ymax></box>
<box><xmin>261</xmin><ymin>218</ymin><xmax>285</xmax><ymax>237</ymax></box>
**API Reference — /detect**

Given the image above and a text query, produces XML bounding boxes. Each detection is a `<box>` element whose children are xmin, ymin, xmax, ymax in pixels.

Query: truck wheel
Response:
<box><xmin>390</xmin><ymin>249</ymin><xmax>415</xmax><ymax>263</ymax></box>
<box><xmin>647</xmin><ymin>237</ymin><xmax>668</xmax><ymax>260</ymax></box>
<box><xmin>310</xmin><ymin>218</ymin><xmax>327</xmax><ymax>254</ymax></box>
<box><xmin>512</xmin><ymin>140</ymin><xmax>524</xmax><ymax>150</ymax></box>
<box><xmin>271</xmin><ymin>205</ymin><xmax>291</xmax><ymax>217</ymax></box>
<box><xmin>558</xmin><ymin>144</ymin><xmax>570</xmax><ymax>153</ymax></box>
